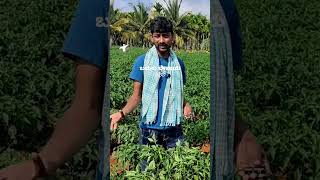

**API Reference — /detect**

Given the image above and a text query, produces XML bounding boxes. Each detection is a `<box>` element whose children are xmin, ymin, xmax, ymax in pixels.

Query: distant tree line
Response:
<box><xmin>110</xmin><ymin>0</ymin><xmax>210</xmax><ymax>50</ymax></box>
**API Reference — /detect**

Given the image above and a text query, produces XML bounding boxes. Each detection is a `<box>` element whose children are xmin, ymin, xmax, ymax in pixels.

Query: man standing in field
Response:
<box><xmin>110</xmin><ymin>16</ymin><xmax>192</xmax><ymax>154</ymax></box>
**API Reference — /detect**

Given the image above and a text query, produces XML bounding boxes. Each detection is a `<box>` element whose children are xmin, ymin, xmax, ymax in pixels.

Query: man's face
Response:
<box><xmin>150</xmin><ymin>32</ymin><xmax>175</xmax><ymax>53</ymax></box>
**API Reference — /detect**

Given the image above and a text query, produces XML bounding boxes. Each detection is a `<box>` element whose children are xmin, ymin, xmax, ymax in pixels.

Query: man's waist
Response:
<box><xmin>140</xmin><ymin>124</ymin><xmax>182</xmax><ymax>131</ymax></box>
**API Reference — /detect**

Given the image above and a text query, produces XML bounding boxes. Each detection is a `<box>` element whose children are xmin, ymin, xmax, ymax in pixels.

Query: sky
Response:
<box><xmin>113</xmin><ymin>0</ymin><xmax>210</xmax><ymax>19</ymax></box>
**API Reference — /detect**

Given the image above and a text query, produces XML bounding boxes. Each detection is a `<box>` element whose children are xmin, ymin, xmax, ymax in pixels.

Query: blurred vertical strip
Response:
<box><xmin>101</xmin><ymin>0</ymin><xmax>110</xmax><ymax>179</ymax></box>
<box><xmin>211</xmin><ymin>0</ymin><xmax>235</xmax><ymax>179</ymax></box>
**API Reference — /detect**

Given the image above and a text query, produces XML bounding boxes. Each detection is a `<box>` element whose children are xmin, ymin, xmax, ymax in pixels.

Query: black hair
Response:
<box><xmin>150</xmin><ymin>16</ymin><xmax>174</xmax><ymax>34</ymax></box>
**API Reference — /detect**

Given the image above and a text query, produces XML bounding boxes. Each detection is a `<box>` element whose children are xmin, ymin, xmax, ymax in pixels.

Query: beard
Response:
<box><xmin>155</xmin><ymin>44</ymin><xmax>171</xmax><ymax>52</ymax></box>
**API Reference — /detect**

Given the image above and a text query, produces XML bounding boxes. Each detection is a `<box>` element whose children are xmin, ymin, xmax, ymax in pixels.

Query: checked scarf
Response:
<box><xmin>141</xmin><ymin>45</ymin><xmax>184</xmax><ymax>127</ymax></box>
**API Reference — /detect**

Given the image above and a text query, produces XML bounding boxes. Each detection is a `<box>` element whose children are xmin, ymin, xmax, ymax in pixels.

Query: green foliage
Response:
<box><xmin>0</xmin><ymin>0</ymin><xmax>79</xmax><ymax>149</ymax></box>
<box><xmin>183</xmin><ymin>119</ymin><xmax>210</xmax><ymax>146</ymax></box>
<box><xmin>110</xmin><ymin>47</ymin><xmax>210</xmax><ymax>178</ymax></box>
<box><xmin>0</xmin><ymin>0</ymin><xmax>99</xmax><ymax>179</ymax></box>
<box><xmin>0</xmin><ymin>149</ymin><xmax>30</xmax><ymax>168</ymax></box>
<box><xmin>111</xmin><ymin>115</ymin><xmax>140</xmax><ymax>145</ymax></box>
<box><xmin>113</xmin><ymin>143</ymin><xmax>210</xmax><ymax>180</ymax></box>
<box><xmin>236</xmin><ymin>0</ymin><xmax>320</xmax><ymax>178</ymax></box>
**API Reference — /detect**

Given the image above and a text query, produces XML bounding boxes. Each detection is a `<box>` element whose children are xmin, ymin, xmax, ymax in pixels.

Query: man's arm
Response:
<box><xmin>0</xmin><ymin>62</ymin><xmax>105</xmax><ymax>179</ymax></box>
<box><xmin>121</xmin><ymin>81</ymin><xmax>143</xmax><ymax>116</ymax></box>
<box><xmin>110</xmin><ymin>81</ymin><xmax>142</xmax><ymax>130</ymax></box>
<box><xmin>39</xmin><ymin>62</ymin><xmax>106</xmax><ymax>174</ymax></box>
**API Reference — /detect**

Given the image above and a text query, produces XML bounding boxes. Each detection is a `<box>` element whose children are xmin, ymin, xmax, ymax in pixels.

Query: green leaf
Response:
<box><xmin>8</xmin><ymin>125</ymin><xmax>17</xmax><ymax>140</ymax></box>
<box><xmin>2</xmin><ymin>113</ymin><xmax>9</xmax><ymax>126</ymax></box>
<box><xmin>147</xmin><ymin>160</ymin><xmax>156</xmax><ymax>170</ymax></box>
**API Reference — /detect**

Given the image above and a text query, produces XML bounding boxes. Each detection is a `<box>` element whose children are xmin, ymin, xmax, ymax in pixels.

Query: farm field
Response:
<box><xmin>0</xmin><ymin>0</ymin><xmax>319</xmax><ymax>179</ymax></box>
<box><xmin>234</xmin><ymin>0</ymin><xmax>320</xmax><ymax>179</ymax></box>
<box><xmin>109</xmin><ymin>46</ymin><xmax>210</xmax><ymax>179</ymax></box>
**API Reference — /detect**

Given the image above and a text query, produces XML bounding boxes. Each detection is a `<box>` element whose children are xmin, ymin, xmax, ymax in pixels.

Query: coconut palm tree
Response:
<box><xmin>184</xmin><ymin>13</ymin><xmax>210</xmax><ymax>50</ymax></box>
<box><xmin>149</xmin><ymin>2</ymin><xmax>165</xmax><ymax>19</ymax></box>
<box><xmin>154</xmin><ymin>2</ymin><xmax>164</xmax><ymax>16</ymax></box>
<box><xmin>110</xmin><ymin>0</ymin><xmax>209</xmax><ymax>50</ymax></box>
<box><xmin>161</xmin><ymin>0</ymin><xmax>195</xmax><ymax>49</ymax></box>
<box><xmin>110</xmin><ymin>0</ymin><xmax>129</xmax><ymax>46</ymax></box>
<box><xmin>123</xmin><ymin>2</ymin><xmax>151</xmax><ymax>47</ymax></box>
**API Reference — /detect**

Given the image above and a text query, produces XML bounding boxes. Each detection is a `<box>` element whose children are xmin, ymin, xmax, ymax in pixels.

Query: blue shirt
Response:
<box><xmin>129</xmin><ymin>54</ymin><xmax>186</xmax><ymax>130</ymax></box>
<box><xmin>61</xmin><ymin>0</ymin><xmax>108</xmax><ymax>69</ymax></box>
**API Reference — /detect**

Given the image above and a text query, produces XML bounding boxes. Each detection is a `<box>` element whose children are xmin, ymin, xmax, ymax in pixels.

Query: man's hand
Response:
<box><xmin>110</xmin><ymin>112</ymin><xmax>123</xmax><ymax>131</ymax></box>
<box><xmin>183</xmin><ymin>103</ymin><xmax>193</xmax><ymax>119</ymax></box>
<box><xmin>0</xmin><ymin>160</ymin><xmax>38</xmax><ymax>180</ymax></box>
<box><xmin>236</xmin><ymin>130</ymin><xmax>272</xmax><ymax>179</ymax></box>
<box><xmin>110</xmin><ymin>81</ymin><xmax>142</xmax><ymax>131</ymax></box>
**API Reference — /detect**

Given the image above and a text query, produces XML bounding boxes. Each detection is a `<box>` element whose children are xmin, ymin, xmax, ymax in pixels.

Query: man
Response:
<box><xmin>0</xmin><ymin>0</ymin><xmax>270</xmax><ymax>179</ymax></box>
<box><xmin>110</xmin><ymin>17</ymin><xmax>191</xmax><ymax>154</ymax></box>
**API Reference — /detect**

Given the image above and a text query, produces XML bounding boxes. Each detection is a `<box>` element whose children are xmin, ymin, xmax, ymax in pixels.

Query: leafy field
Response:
<box><xmin>0</xmin><ymin>0</ymin><xmax>319</xmax><ymax>179</ymax></box>
<box><xmin>110</xmin><ymin>47</ymin><xmax>210</xmax><ymax>179</ymax></box>
<box><xmin>0</xmin><ymin>0</ymin><xmax>100</xmax><ymax>179</ymax></box>
<box><xmin>236</xmin><ymin>0</ymin><xmax>320</xmax><ymax>179</ymax></box>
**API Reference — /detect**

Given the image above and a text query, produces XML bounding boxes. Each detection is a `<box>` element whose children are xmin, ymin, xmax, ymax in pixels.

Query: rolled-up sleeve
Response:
<box><xmin>61</xmin><ymin>0</ymin><xmax>108</xmax><ymax>70</ymax></box>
